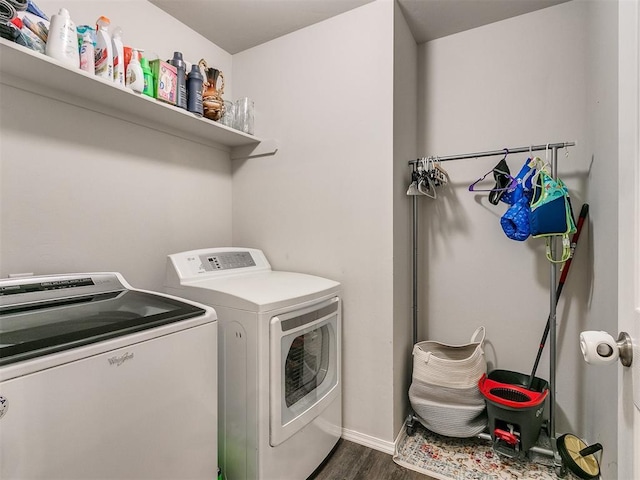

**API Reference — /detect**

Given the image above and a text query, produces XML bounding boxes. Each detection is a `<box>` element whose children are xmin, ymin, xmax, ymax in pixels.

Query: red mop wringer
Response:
<box><xmin>479</xmin><ymin>204</ymin><xmax>590</xmax><ymax>461</ymax></box>
<box><xmin>479</xmin><ymin>370</ymin><xmax>548</xmax><ymax>458</ymax></box>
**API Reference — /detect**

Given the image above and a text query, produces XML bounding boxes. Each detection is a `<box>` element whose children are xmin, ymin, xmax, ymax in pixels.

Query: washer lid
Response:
<box><xmin>0</xmin><ymin>274</ymin><xmax>208</xmax><ymax>366</ymax></box>
<box><xmin>182</xmin><ymin>271</ymin><xmax>340</xmax><ymax>312</ymax></box>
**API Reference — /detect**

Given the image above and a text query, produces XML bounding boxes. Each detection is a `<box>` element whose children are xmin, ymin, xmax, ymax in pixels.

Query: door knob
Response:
<box><xmin>579</xmin><ymin>331</ymin><xmax>633</xmax><ymax>367</ymax></box>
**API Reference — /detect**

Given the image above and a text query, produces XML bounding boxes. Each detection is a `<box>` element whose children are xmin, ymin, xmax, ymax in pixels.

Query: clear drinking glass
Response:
<box><xmin>220</xmin><ymin>100</ymin><xmax>235</xmax><ymax>128</ymax></box>
<box><xmin>234</xmin><ymin>97</ymin><xmax>254</xmax><ymax>135</ymax></box>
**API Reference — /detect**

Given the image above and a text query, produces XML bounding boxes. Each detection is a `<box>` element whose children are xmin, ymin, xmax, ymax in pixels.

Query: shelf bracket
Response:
<box><xmin>230</xmin><ymin>139</ymin><xmax>278</xmax><ymax>160</ymax></box>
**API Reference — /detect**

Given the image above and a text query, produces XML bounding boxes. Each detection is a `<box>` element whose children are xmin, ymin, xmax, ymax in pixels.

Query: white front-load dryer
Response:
<box><xmin>166</xmin><ymin>248</ymin><xmax>341</xmax><ymax>480</ymax></box>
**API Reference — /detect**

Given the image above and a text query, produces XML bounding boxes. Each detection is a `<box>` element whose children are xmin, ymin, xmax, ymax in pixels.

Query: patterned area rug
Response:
<box><xmin>393</xmin><ymin>423</ymin><xmax>581</xmax><ymax>480</ymax></box>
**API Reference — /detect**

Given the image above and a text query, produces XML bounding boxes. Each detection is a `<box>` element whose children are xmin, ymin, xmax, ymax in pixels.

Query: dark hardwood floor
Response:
<box><xmin>308</xmin><ymin>439</ymin><xmax>436</xmax><ymax>480</ymax></box>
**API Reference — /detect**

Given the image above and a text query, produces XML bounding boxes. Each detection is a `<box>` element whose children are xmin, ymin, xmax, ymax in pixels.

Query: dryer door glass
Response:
<box><xmin>285</xmin><ymin>325</ymin><xmax>330</xmax><ymax>407</ymax></box>
<box><xmin>270</xmin><ymin>297</ymin><xmax>340</xmax><ymax>447</ymax></box>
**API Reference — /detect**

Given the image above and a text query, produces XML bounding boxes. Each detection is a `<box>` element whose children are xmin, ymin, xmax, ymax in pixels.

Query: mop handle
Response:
<box><xmin>526</xmin><ymin>203</ymin><xmax>589</xmax><ymax>389</ymax></box>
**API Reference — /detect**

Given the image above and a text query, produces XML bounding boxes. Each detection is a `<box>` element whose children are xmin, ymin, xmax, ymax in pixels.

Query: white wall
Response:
<box><xmin>418</xmin><ymin>0</ymin><xmax>588</xmax><ymax>405</ymax></box>
<box><xmin>0</xmin><ymin>0</ymin><xmax>234</xmax><ymax>290</ymax></box>
<box><xmin>392</xmin><ymin>1</ymin><xmax>418</xmax><ymax>437</ymax></box>
<box><xmin>231</xmin><ymin>0</ymin><xmax>398</xmax><ymax>446</ymax></box>
<box><xmin>582</xmin><ymin>1</ymin><xmax>620</xmax><ymax>476</ymax></box>
<box><xmin>417</xmin><ymin>1</ymin><xmax>618</xmax><ymax>475</ymax></box>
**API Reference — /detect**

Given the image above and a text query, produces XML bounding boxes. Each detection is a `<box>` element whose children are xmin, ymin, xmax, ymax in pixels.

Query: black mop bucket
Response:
<box><xmin>479</xmin><ymin>370</ymin><xmax>549</xmax><ymax>458</ymax></box>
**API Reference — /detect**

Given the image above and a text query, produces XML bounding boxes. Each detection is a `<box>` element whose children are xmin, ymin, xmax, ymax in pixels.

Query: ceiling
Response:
<box><xmin>150</xmin><ymin>0</ymin><xmax>570</xmax><ymax>55</ymax></box>
<box><xmin>397</xmin><ymin>0</ymin><xmax>570</xmax><ymax>44</ymax></box>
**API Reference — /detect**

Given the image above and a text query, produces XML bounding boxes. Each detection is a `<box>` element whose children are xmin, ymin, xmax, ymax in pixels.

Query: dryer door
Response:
<box><xmin>269</xmin><ymin>296</ymin><xmax>340</xmax><ymax>447</ymax></box>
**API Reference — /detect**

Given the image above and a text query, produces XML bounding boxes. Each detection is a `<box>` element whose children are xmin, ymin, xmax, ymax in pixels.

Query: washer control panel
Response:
<box><xmin>167</xmin><ymin>247</ymin><xmax>271</xmax><ymax>282</ymax></box>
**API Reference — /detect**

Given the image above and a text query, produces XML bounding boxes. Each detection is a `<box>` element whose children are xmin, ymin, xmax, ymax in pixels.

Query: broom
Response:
<box><xmin>526</xmin><ymin>203</ymin><xmax>589</xmax><ymax>390</ymax></box>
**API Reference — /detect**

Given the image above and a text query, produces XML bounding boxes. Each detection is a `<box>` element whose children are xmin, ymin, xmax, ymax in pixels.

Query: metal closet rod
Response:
<box><xmin>408</xmin><ymin>141</ymin><xmax>576</xmax><ymax>165</ymax></box>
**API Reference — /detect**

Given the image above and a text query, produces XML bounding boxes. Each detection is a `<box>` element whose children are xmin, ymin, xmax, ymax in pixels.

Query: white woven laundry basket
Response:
<box><xmin>409</xmin><ymin>327</ymin><xmax>488</xmax><ymax>438</ymax></box>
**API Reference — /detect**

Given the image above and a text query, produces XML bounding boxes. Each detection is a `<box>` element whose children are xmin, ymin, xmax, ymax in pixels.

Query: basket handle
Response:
<box><xmin>412</xmin><ymin>344</ymin><xmax>432</xmax><ymax>363</ymax></box>
<box><xmin>470</xmin><ymin>326</ymin><xmax>486</xmax><ymax>344</ymax></box>
<box><xmin>422</xmin><ymin>351</ymin><xmax>432</xmax><ymax>363</ymax></box>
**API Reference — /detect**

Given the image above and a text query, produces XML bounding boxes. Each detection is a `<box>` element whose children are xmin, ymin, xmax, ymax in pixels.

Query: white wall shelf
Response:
<box><xmin>0</xmin><ymin>38</ymin><xmax>277</xmax><ymax>158</ymax></box>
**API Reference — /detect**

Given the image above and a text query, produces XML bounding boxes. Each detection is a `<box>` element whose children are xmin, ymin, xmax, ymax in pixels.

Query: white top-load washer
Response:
<box><xmin>166</xmin><ymin>248</ymin><xmax>341</xmax><ymax>480</ymax></box>
<box><xmin>0</xmin><ymin>272</ymin><xmax>218</xmax><ymax>480</ymax></box>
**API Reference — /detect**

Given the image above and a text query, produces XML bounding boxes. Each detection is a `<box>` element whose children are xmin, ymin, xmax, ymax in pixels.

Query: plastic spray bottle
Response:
<box><xmin>94</xmin><ymin>16</ymin><xmax>113</xmax><ymax>80</ymax></box>
<box><xmin>45</xmin><ymin>8</ymin><xmax>80</xmax><ymax>68</ymax></box>
<box><xmin>111</xmin><ymin>26</ymin><xmax>124</xmax><ymax>86</ymax></box>
<box><xmin>125</xmin><ymin>48</ymin><xmax>144</xmax><ymax>93</ymax></box>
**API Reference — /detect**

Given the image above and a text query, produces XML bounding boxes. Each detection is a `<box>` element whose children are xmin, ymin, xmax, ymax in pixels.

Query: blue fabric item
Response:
<box><xmin>501</xmin><ymin>159</ymin><xmax>535</xmax><ymax>205</ymax></box>
<box><xmin>529</xmin><ymin>171</ymin><xmax>576</xmax><ymax>237</ymax></box>
<box><xmin>26</xmin><ymin>0</ymin><xmax>47</xmax><ymax>20</ymax></box>
<box><xmin>500</xmin><ymin>184</ymin><xmax>531</xmax><ymax>241</ymax></box>
<box><xmin>530</xmin><ymin>196</ymin><xmax>572</xmax><ymax>236</ymax></box>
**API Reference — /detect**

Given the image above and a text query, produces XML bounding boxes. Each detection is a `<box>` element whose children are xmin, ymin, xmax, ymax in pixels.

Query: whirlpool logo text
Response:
<box><xmin>108</xmin><ymin>352</ymin><xmax>134</xmax><ymax>367</ymax></box>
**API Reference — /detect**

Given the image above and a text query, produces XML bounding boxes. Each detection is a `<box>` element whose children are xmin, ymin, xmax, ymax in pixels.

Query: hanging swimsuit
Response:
<box><xmin>529</xmin><ymin>166</ymin><xmax>576</xmax><ymax>262</ymax></box>
<box><xmin>500</xmin><ymin>159</ymin><xmax>536</xmax><ymax>241</ymax></box>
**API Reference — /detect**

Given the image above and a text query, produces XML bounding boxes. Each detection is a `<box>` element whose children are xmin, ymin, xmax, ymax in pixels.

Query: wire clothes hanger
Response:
<box><xmin>417</xmin><ymin>158</ymin><xmax>437</xmax><ymax>198</ymax></box>
<box><xmin>467</xmin><ymin>149</ymin><xmax>517</xmax><ymax>205</ymax></box>
<box><xmin>429</xmin><ymin>156</ymin><xmax>449</xmax><ymax>187</ymax></box>
<box><xmin>468</xmin><ymin>149</ymin><xmax>515</xmax><ymax>192</ymax></box>
<box><xmin>407</xmin><ymin>157</ymin><xmax>450</xmax><ymax>198</ymax></box>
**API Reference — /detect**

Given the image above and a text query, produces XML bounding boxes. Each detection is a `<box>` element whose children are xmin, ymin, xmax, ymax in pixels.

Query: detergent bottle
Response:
<box><xmin>125</xmin><ymin>49</ymin><xmax>144</xmax><ymax>93</ymax></box>
<box><xmin>45</xmin><ymin>8</ymin><xmax>80</xmax><ymax>68</ymax></box>
<box><xmin>94</xmin><ymin>16</ymin><xmax>113</xmax><ymax>80</ymax></box>
<box><xmin>169</xmin><ymin>51</ymin><xmax>187</xmax><ymax>109</ymax></box>
<box><xmin>140</xmin><ymin>55</ymin><xmax>154</xmax><ymax>98</ymax></box>
<box><xmin>186</xmin><ymin>64</ymin><xmax>204</xmax><ymax>116</ymax></box>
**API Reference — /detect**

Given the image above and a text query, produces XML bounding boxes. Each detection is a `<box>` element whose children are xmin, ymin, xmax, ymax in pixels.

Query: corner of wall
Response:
<box><xmin>392</xmin><ymin>0</ymin><xmax>419</xmax><ymax>438</ymax></box>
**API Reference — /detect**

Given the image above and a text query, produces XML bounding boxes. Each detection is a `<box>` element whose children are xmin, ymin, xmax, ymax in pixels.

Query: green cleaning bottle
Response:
<box><xmin>140</xmin><ymin>56</ymin><xmax>154</xmax><ymax>98</ymax></box>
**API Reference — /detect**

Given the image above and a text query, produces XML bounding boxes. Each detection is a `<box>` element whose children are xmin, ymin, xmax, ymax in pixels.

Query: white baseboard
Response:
<box><xmin>341</xmin><ymin>427</ymin><xmax>395</xmax><ymax>455</ymax></box>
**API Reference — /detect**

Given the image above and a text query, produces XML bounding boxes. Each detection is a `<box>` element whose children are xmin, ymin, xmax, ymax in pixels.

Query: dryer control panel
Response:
<box><xmin>201</xmin><ymin>251</ymin><xmax>255</xmax><ymax>271</ymax></box>
<box><xmin>167</xmin><ymin>247</ymin><xmax>272</xmax><ymax>283</ymax></box>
